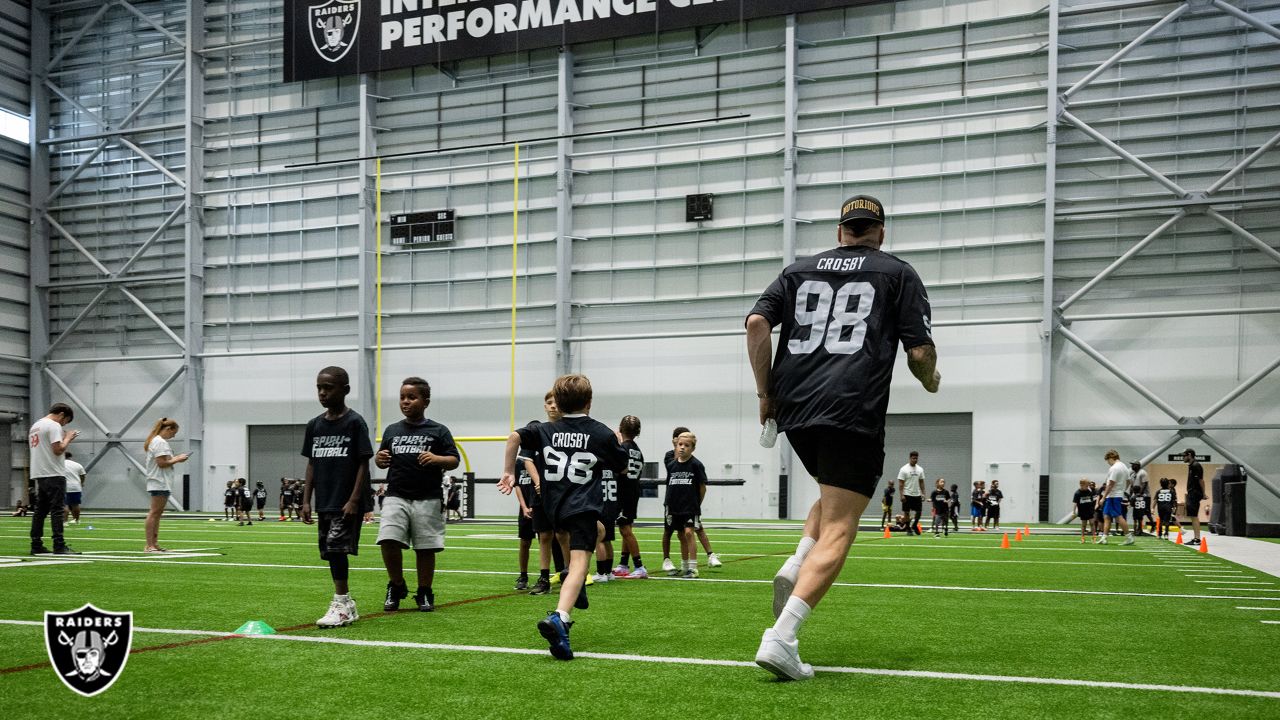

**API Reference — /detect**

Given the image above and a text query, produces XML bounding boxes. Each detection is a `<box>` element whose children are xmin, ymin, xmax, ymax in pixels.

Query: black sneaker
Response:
<box><xmin>514</xmin><ymin>576</ymin><xmax>529</xmax><ymax>591</ymax></box>
<box><xmin>529</xmin><ymin>578</ymin><xmax>551</xmax><ymax>595</ymax></box>
<box><xmin>53</xmin><ymin>546</ymin><xmax>81</xmax><ymax>555</ymax></box>
<box><xmin>414</xmin><ymin>589</ymin><xmax>435</xmax><ymax>612</ymax></box>
<box><xmin>31</xmin><ymin>545</ymin><xmax>51</xmax><ymax>556</ymax></box>
<box><xmin>383</xmin><ymin>581</ymin><xmax>408</xmax><ymax>612</ymax></box>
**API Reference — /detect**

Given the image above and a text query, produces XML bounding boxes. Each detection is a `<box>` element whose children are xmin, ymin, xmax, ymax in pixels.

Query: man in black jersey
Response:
<box><xmin>499</xmin><ymin>374</ymin><xmax>628</xmax><ymax>660</ymax></box>
<box><xmin>746</xmin><ymin>194</ymin><xmax>939</xmax><ymax>681</ymax></box>
<box><xmin>1182</xmin><ymin>449</ymin><xmax>1205</xmax><ymax>545</ymax></box>
<box><xmin>613</xmin><ymin>416</ymin><xmax>648</xmax><ymax>579</ymax></box>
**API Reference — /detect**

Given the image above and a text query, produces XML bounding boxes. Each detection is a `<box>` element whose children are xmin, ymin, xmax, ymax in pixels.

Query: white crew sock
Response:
<box><xmin>333</xmin><ymin>593</ymin><xmax>350</xmax><ymax>603</ymax></box>
<box><xmin>795</xmin><ymin>536</ymin><xmax>817</xmax><ymax>564</ymax></box>
<box><xmin>773</xmin><ymin>596</ymin><xmax>812</xmax><ymax>642</ymax></box>
<box><xmin>557</xmin><ymin>609</ymin><xmax>571</xmax><ymax>623</ymax></box>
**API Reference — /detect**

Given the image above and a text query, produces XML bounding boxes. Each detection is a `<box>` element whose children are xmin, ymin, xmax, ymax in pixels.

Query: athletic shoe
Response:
<box><xmin>52</xmin><ymin>546</ymin><xmax>81</xmax><ymax>555</ymax></box>
<box><xmin>933</xmin><ymin>532</ymin><xmax>940</xmax><ymax>538</ymax></box>
<box><xmin>413</xmin><ymin>589</ymin><xmax>434</xmax><ymax>612</ymax></box>
<box><xmin>772</xmin><ymin>558</ymin><xmax>800</xmax><ymax>619</ymax></box>
<box><xmin>550</xmin><ymin>572</ymin><xmax>562</xmax><ymax>586</ymax></box>
<box><xmin>514</xmin><ymin>576</ymin><xmax>529</xmax><ymax>591</ymax></box>
<box><xmin>707</xmin><ymin>553</ymin><xmax>723</xmax><ymax>568</ymax></box>
<box><xmin>143</xmin><ymin>546</ymin><xmax>168</xmax><ymax>553</ymax></box>
<box><xmin>683</xmin><ymin>568</ymin><xmax>699</xmax><ymax>579</ymax></box>
<box><xmin>279</xmin><ymin>516</ymin><xmax>286</xmax><ymax>522</ymax></box>
<box><xmin>591</xmin><ymin>573</ymin><xmax>611</xmax><ymax>584</ymax></box>
<box><xmin>1098</xmin><ymin>536</ymin><xmax>1108</xmax><ymax>545</ymax></box>
<box><xmin>31</xmin><ymin>545</ymin><xmax>51</xmax><ymax>556</ymax></box>
<box><xmin>528</xmin><ymin>578</ymin><xmax>551</xmax><ymax>595</ymax></box>
<box><xmin>316</xmin><ymin>599</ymin><xmax>356</xmax><ymax>628</ymax></box>
<box><xmin>612</xmin><ymin>564</ymin><xmax>628</xmax><ymax>576</ymax></box>
<box><xmin>247</xmin><ymin>520</ymin><xmax>253</xmax><ymax>526</ymax></box>
<box><xmin>1122</xmin><ymin>535</ymin><xmax>1135</xmax><ymax>546</ymax></box>
<box><xmin>755</xmin><ymin>629</ymin><xmax>814</xmax><ymax>681</ymax></box>
<box><xmin>625</xmin><ymin>566</ymin><xmax>649</xmax><ymax>579</ymax></box>
<box><xmin>661</xmin><ymin>558</ymin><xmax>677</xmax><ymax>576</ymax></box>
<box><xmin>383</xmin><ymin>581</ymin><xmax>408</xmax><ymax>611</ymax></box>
<box><xmin>537</xmin><ymin>611</ymin><xmax>573</xmax><ymax>661</ymax></box>
<box><xmin>66</xmin><ymin>519</ymin><xmax>77</xmax><ymax>525</ymax></box>
<box><xmin>584</xmin><ymin>574</ymin><xmax>594</xmax><ymax>586</ymax></box>
<box><xmin>237</xmin><ymin>521</ymin><xmax>244</xmax><ymax>526</ymax></box>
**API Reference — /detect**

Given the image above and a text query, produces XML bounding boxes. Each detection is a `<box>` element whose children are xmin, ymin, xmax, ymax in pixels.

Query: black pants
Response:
<box><xmin>30</xmin><ymin>476</ymin><xmax>67</xmax><ymax>550</ymax></box>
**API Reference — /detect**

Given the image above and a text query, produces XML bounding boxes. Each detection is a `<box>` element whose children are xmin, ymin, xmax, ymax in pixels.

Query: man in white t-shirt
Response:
<box><xmin>63</xmin><ymin>452</ymin><xmax>87</xmax><ymax>524</ymax></box>
<box><xmin>897</xmin><ymin>451</ymin><xmax>926</xmax><ymax>536</ymax></box>
<box><xmin>1097</xmin><ymin>449</ymin><xmax>1134</xmax><ymax>546</ymax></box>
<box><xmin>28</xmin><ymin>402</ymin><xmax>80</xmax><ymax>555</ymax></box>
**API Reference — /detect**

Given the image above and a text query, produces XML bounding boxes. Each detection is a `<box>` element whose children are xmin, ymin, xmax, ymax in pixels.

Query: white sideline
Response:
<box><xmin>0</xmin><ymin>619</ymin><xmax>1275</xmax><ymax>699</ymax></box>
<box><xmin>1237</xmin><ymin>607</ymin><xmax>1280</xmax><ymax>611</ymax></box>
<box><xmin>1194</xmin><ymin>581</ymin><xmax>1274</xmax><ymax>585</ymax></box>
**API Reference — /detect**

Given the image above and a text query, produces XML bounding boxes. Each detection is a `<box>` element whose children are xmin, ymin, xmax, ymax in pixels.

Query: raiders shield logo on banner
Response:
<box><xmin>309</xmin><ymin>0</ymin><xmax>360</xmax><ymax>63</ymax></box>
<box><xmin>44</xmin><ymin>604</ymin><xmax>133</xmax><ymax>697</ymax></box>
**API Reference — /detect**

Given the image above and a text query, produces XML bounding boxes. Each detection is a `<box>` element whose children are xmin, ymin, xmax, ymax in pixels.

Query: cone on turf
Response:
<box><xmin>1024</xmin><ymin>525</ymin><xmax>1030</xmax><ymax>536</ymax></box>
<box><xmin>883</xmin><ymin>526</ymin><xmax>891</xmax><ymax>539</ymax></box>
<box><xmin>1015</xmin><ymin>529</ymin><xmax>1024</xmax><ymax>541</ymax></box>
<box><xmin>233</xmin><ymin>620</ymin><xmax>275</xmax><ymax>635</ymax></box>
<box><xmin>1176</xmin><ymin>529</ymin><xmax>1184</xmax><ymax>544</ymax></box>
<box><xmin>1155</xmin><ymin>518</ymin><xmax>1161</xmax><ymax>536</ymax></box>
<box><xmin>1199</xmin><ymin>537</ymin><xmax>1208</xmax><ymax>553</ymax></box>
<box><xmin>1001</xmin><ymin>533</ymin><xmax>1010</xmax><ymax>549</ymax></box>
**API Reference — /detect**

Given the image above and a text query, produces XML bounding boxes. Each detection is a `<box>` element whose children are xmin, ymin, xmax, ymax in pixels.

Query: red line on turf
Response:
<box><xmin>0</xmin><ymin>590</ymin><xmax>529</xmax><ymax>676</ymax></box>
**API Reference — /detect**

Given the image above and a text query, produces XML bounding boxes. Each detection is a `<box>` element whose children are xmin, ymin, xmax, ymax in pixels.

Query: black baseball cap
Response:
<box><xmin>839</xmin><ymin>194</ymin><xmax>886</xmax><ymax>226</ymax></box>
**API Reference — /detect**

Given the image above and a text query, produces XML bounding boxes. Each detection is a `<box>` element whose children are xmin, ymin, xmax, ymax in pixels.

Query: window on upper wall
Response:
<box><xmin>0</xmin><ymin>108</ymin><xmax>29</xmax><ymax>144</ymax></box>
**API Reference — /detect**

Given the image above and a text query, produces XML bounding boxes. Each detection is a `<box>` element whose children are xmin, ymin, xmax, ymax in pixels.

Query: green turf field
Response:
<box><xmin>3</xmin><ymin>515</ymin><xmax>1279</xmax><ymax>718</ymax></box>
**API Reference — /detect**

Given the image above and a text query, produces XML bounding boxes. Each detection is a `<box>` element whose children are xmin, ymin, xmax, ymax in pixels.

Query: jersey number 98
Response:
<box><xmin>544</xmin><ymin>448</ymin><xmax>597</xmax><ymax>485</ymax></box>
<box><xmin>788</xmin><ymin>280</ymin><xmax>875</xmax><ymax>355</ymax></box>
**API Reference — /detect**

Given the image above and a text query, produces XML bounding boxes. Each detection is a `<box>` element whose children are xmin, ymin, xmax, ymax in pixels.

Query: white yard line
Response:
<box><xmin>1237</xmin><ymin>607</ymin><xmax>1280</xmax><ymax>611</ymax></box>
<box><xmin>1193</xmin><ymin>581</ymin><xmax>1274</xmax><ymax>585</ymax></box>
<box><xmin>1203</xmin><ymin>588</ymin><xmax>1280</xmax><ymax>593</ymax></box>
<box><xmin>0</xmin><ymin>619</ymin><xmax>1274</xmax><ymax>699</ymax></box>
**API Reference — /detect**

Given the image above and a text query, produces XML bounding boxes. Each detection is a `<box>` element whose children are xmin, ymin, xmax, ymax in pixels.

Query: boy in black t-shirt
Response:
<box><xmin>929</xmin><ymin>479</ymin><xmax>950</xmax><ymax>537</ymax></box>
<box><xmin>301</xmin><ymin>366</ymin><xmax>374</xmax><ymax>629</ymax></box>
<box><xmin>234</xmin><ymin>478</ymin><xmax>253</xmax><ymax>526</ymax></box>
<box><xmin>280</xmin><ymin>479</ymin><xmax>294</xmax><ymax>521</ymax></box>
<box><xmin>665</xmin><ymin>432</ymin><xmax>708</xmax><ymax>578</ymax></box>
<box><xmin>1154</xmin><ymin>478</ymin><xmax>1176</xmax><ymax>538</ymax></box>
<box><xmin>1130</xmin><ymin>483</ymin><xmax>1152</xmax><ymax>536</ymax></box>
<box><xmin>223</xmin><ymin>481</ymin><xmax>234</xmax><ymax>521</ymax></box>
<box><xmin>970</xmin><ymin>481</ymin><xmax>985</xmax><ymax>532</ymax></box>
<box><xmin>499</xmin><ymin>374</ymin><xmax>628</xmax><ymax>660</ymax></box>
<box><xmin>984</xmin><ymin>481</ymin><xmax>1004</xmax><ymax>530</ymax></box>
<box><xmin>254</xmin><ymin>481</ymin><xmax>268</xmax><ymax>521</ymax></box>
<box><xmin>948</xmin><ymin>483</ymin><xmax>960</xmax><ymax>532</ymax></box>
<box><xmin>880</xmin><ymin>482</ymin><xmax>895</xmax><ymax>529</ymax></box>
<box><xmin>1072</xmin><ymin>478</ymin><xmax>1096</xmax><ymax>543</ymax></box>
<box><xmin>613</xmin><ymin>415</ymin><xmax>647</xmax><ymax>579</ymax></box>
<box><xmin>660</xmin><ymin>425</ymin><xmax>690</xmax><ymax>575</ymax></box>
<box><xmin>374</xmin><ymin>377</ymin><xmax>459</xmax><ymax>613</ymax></box>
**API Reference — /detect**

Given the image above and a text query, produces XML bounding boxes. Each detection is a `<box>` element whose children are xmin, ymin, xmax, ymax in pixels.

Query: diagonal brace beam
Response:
<box><xmin>1057</xmin><ymin>325</ymin><xmax>1185</xmax><ymax>423</ymax></box>
<box><xmin>44</xmin><ymin>212</ymin><xmax>112</xmax><ymax>276</ymax></box>
<box><xmin>1211</xmin><ymin>0</ymin><xmax>1280</xmax><ymax>42</ymax></box>
<box><xmin>1057</xmin><ymin>210</ymin><xmax>1186</xmax><ymax>312</ymax></box>
<box><xmin>1199</xmin><ymin>433</ymin><xmax>1280</xmax><ymax>504</ymax></box>
<box><xmin>1199</xmin><ymin>355</ymin><xmax>1280</xmax><ymax>424</ymax></box>
<box><xmin>1060</xmin><ymin>111</ymin><xmax>1188</xmax><ymax>197</ymax></box>
<box><xmin>116</xmin><ymin>0</ymin><xmax>186</xmax><ymax>48</ymax></box>
<box><xmin>1205</xmin><ymin>128</ymin><xmax>1280</xmax><ymax>195</ymax></box>
<box><xmin>118</xmin><ymin>287</ymin><xmax>187</xmax><ymax>349</ymax></box>
<box><xmin>116</xmin><ymin>201</ymin><xmax>187</xmax><ymax>277</ymax></box>
<box><xmin>1138</xmin><ymin>433</ymin><xmax>1187</xmax><ymax>468</ymax></box>
<box><xmin>116</xmin><ymin>364</ymin><xmax>185</xmax><ymax>439</ymax></box>
<box><xmin>46</xmin><ymin>2</ymin><xmax>113</xmax><ymax>70</ymax></box>
<box><xmin>45</xmin><ymin>286</ymin><xmax>112</xmax><ymax>356</ymax></box>
<box><xmin>43</xmin><ymin>367</ymin><xmax>112</xmax><ymax>436</ymax></box>
<box><xmin>1062</xmin><ymin>2</ymin><xmax>1191</xmax><ymax>100</ymax></box>
<box><xmin>115</xmin><ymin>135</ymin><xmax>186</xmax><ymax>188</ymax></box>
<box><xmin>1205</xmin><ymin>209</ymin><xmax>1280</xmax><ymax>266</ymax></box>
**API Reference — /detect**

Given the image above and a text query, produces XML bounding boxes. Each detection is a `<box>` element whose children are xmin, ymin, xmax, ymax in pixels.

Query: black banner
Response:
<box><xmin>285</xmin><ymin>0</ymin><xmax>879</xmax><ymax>82</ymax></box>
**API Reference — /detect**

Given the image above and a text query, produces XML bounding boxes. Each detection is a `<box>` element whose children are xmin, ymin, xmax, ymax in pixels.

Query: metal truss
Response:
<box><xmin>1044</xmin><ymin>0</ymin><xmax>1280</xmax><ymax>500</ymax></box>
<box><xmin>29</xmin><ymin>0</ymin><xmax>203</xmax><ymax>510</ymax></box>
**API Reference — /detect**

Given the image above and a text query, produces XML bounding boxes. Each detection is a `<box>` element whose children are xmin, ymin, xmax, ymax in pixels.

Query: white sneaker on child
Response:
<box><xmin>316</xmin><ymin>598</ymin><xmax>356</xmax><ymax>628</ymax></box>
<box><xmin>707</xmin><ymin>553</ymin><xmax>723</xmax><ymax>568</ymax></box>
<box><xmin>661</xmin><ymin>557</ymin><xmax>677</xmax><ymax>576</ymax></box>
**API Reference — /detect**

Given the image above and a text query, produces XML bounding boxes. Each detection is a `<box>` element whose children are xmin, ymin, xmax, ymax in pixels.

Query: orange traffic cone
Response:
<box><xmin>915</xmin><ymin>523</ymin><xmax>922</xmax><ymax>535</ymax></box>
<box><xmin>1199</xmin><ymin>537</ymin><xmax>1208</xmax><ymax>553</ymax></box>
<box><xmin>1024</xmin><ymin>525</ymin><xmax>1031</xmax><ymax>536</ymax></box>
<box><xmin>883</xmin><ymin>526</ymin><xmax>891</xmax><ymax>539</ymax></box>
<box><xmin>1155</xmin><ymin>518</ymin><xmax>1161</xmax><ymax>536</ymax></box>
<box><xmin>1176</xmin><ymin>529</ymin><xmax>1184</xmax><ymax>544</ymax></box>
<box><xmin>1001</xmin><ymin>533</ymin><xmax>1011</xmax><ymax>549</ymax></box>
<box><xmin>1015</xmin><ymin>529</ymin><xmax>1024</xmax><ymax>541</ymax></box>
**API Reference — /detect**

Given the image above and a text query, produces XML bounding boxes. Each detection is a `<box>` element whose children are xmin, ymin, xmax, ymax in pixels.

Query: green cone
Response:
<box><xmin>233</xmin><ymin>620</ymin><xmax>276</xmax><ymax>635</ymax></box>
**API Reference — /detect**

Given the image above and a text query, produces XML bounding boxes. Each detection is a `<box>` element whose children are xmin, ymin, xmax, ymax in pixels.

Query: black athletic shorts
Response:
<box><xmin>599</xmin><ymin>516</ymin><xmax>616</xmax><ymax>543</ymax></box>
<box><xmin>318</xmin><ymin>512</ymin><xmax>362</xmax><ymax>559</ymax></box>
<box><xmin>531</xmin><ymin>504</ymin><xmax>553</xmax><ymax>535</ymax></box>
<box><xmin>617</xmin><ymin>497</ymin><xmax>639</xmax><ymax>526</ymax></box>
<box><xmin>556</xmin><ymin>511</ymin><xmax>600</xmax><ymax>552</ymax></box>
<box><xmin>517</xmin><ymin>511</ymin><xmax>535</xmax><ymax>541</ymax></box>
<box><xmin>255</xmin><ymin>498</ymin><xmax>266</xmax><ymax>510</ymax></box>
<box><xmin>786</xmin><ymin>426</ymin><xmax>884</xmax><ymax>497</ymax></box>
<box><xmin>666</xmin><ymin>512</ymin><xmax>697</xmax><ymax>531</ymax></box>
<box><xmin>902</xmin><ymin>495</ymin><xmax>923</xmax><ymax>514</ymax></box>
<box><xmin>987</xmin><ymin>506</ymin><xmax>1001</xmax><ymax>520</ymax></box>
<box><xmin>1078</xmin><ymin>507</ymin><xmax>1095</xmax><ymax>522</ymax></box>
<box><xmin>1185</xmin><ymin>497</ymin><xmax>1202</xmax><ymax>517</ymax></box>
<box><xmin>1157</xmin><ymin>506</ymin><xmax>1173</xmax><ymax>523</ymax></box>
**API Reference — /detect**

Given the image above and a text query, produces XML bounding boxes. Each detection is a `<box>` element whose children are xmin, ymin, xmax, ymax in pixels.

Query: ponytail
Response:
<box><xmin>145</xmin><ymin>417</ymin><xmax>178</xmax><ymax>453</ymax></box>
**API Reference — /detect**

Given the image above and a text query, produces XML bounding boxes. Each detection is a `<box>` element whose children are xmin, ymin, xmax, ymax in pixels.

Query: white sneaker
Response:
<box><xmin>591</xmin><ymin>572</ymin><xmax>611</xmax><ymax>583</ymax></box>
<box><xmin>1097</xmin><ymin>536</ymin><xmax>1108</xmax><ymax>545</ymax></box>
<box><xmin>707</xmin><ymin>553</ymin><xmax>723</xmax><ymax>568</ymax></box>
<box><xmin>625</xmin><ymin>566</ymin><xmax>649</xmax><ymax>579</ymax></box>
<box><xmin>1122</xmin><ymin>534</ymin><xmax>1135</xmax><ymax>546</ymax></box>
<box><xmin>661</xmin><ymin>558</ymin><xmax>677</xmax><ymax>576</ymax></box>
<box><xmin>316</xmin><ymin>599</ymin><xmax>356</xmax><ymax>628</ymax></box>
<box><xmin>755</xmin><ymin>628</ymin><xmax>814</xmax><ymax>681</ymax></box>
<box><xmin>772</xmin><ymin>558</ymin><xmax>800</xmax><ymax>619</ymax></box>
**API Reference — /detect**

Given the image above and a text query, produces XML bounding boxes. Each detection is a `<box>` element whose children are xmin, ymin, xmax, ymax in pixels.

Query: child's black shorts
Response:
<box><xmin>1078</xmin><ymin>507</ymin><xmax>1095</xmax><ymax>522</ymax></box>
<box><xmin>318</xmin><ymin>512</ymin><xmax>362</xmax><ymax>559</ymax></box>
<box><xmin>517</xmin><ymin>511</ymin><xmax>536</xmax><ymax>541</ymax></box>
<box><xmin>255</xmin><ymin>498</ymin><xmax>266</xmax><ymax>510</ymax></box>
<box><xmin>785</xmin><ymin>426</ymin><xmax>884</xmax><ymax>497</ymax></box>
<box><xmin>555</xmin><ymin>511</ymin><xmax>600</xmax><ymax>551</ymax></box>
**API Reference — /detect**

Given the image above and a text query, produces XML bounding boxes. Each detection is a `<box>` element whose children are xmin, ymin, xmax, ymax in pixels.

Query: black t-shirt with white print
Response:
<box><xmin>301</xmin><ymin>409</ymin><xmax>374</xmax><ymax>513</ymax></box>
<box><xmin>930</xmin><ymin>489</ymin><xmax>950</xmax><ymax>512</ymax></box>
<box><xmin>619</xmin><ymin>439</ymin><xmax>644</xmax><ymax>508</ymax></box>
<box><xmin>986</xmin><ymin>489</ymin><xmax>1004</xmax><ymax>509</ymax></box>
<box><xmin>378</xmin><ymin>418</ymin><xmax>459</xmax><ymax>501</ymax></box>
<box><xmin>747</xmin><ymin>244</ymin><xmax>933</xmax><ymax>436</ymax></box>
<box><xmin>664</xmin><ymin>455</ymin><xmax>707</xmax><ymax>517</ymax></box>
<box><xmin>224</xmin><ymin>488</ymin><xmax>235</xmax><ymax>506</ymax></box>
<box><xmin>1074</xmin><ymin>489</ymin><xmax>1096</xmax><ymax>513</ymax></box>
<box><xmin>516</xmin><ymin>414</ymin><xmax>628</xmax><ymax>523</ymax></box>
<box><xmin>1155</xmin><ymin>488</ymin><xmax>1176</xmax><ymax>508</ymax></box>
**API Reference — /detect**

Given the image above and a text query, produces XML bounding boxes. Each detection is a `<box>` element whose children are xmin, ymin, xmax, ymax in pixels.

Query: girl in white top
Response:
<box><xmin>144</xmin><ymin>417</ymin><xmax>190</xmax><ymax>552</ymax></box>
